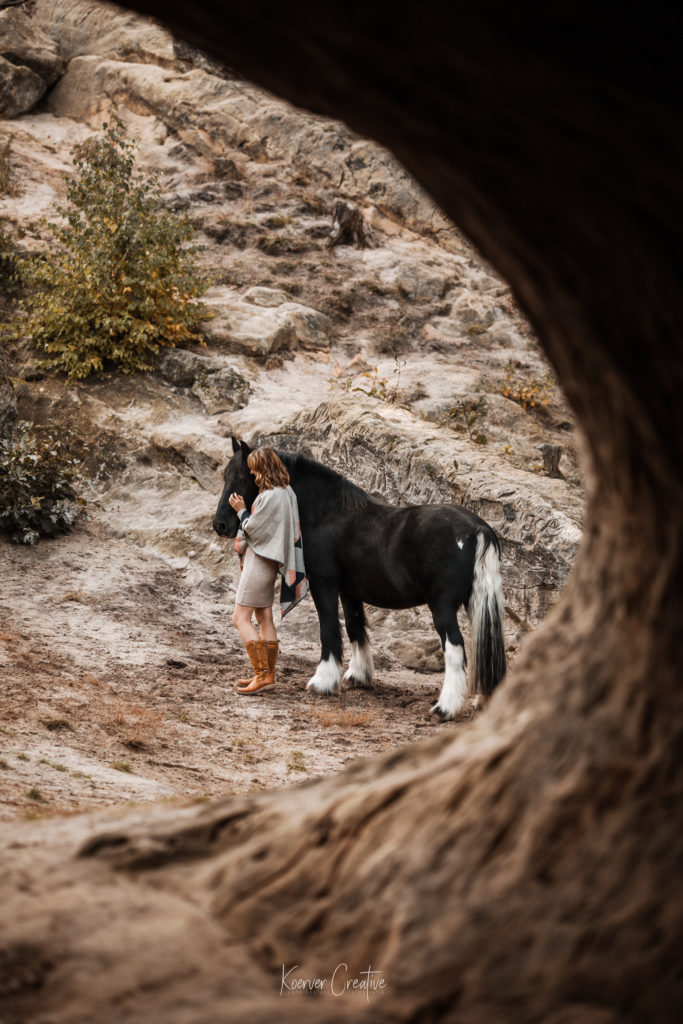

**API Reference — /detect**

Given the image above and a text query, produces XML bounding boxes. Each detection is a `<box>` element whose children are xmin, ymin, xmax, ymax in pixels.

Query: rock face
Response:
<box><xmin>201</xmin><ymin>288</ymin><xmax>332</xmax><ymax>356</ymax></box>
<box><xmin>34</xmin><ymin>0</ymin><xmax>175</xmax><ymax>65</ymax></box>
<box><xmin>0</xmin><ymin>8</ymin><xmax>64</xmax><ymax>117</ymax></box>
<box><xmin>258</xmin><ymin>396</ymin><xmax>583</xmax><ymax>628</ymax></box>
<box><xmin>44</xmin><ymin>50</ymin><xmax>454</xmax><ymax>243</ymax></box>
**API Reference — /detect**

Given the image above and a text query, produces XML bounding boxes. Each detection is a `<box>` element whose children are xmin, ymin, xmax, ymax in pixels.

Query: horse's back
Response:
<box><xmin>332</xmin><ymin>500</ymin><xmax>493</xmax><ymax>608</ymax></box>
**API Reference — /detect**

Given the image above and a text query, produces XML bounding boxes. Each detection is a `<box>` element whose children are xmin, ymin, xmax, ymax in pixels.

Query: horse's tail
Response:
<box><xmin>467</xmin><ymin>531</ymin><xmax>506</xmax><ymax>697</ymax></box>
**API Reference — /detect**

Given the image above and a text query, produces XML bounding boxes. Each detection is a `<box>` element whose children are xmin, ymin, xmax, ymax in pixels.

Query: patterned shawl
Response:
<box><xmin>234</xmin><ymin>485</ymin><xmax>307</xmax><ymax>617</ymax></box>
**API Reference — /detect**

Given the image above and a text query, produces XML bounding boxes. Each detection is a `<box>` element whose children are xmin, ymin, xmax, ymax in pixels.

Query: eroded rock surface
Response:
<box><xmin>0</xmin><ymin>8</ymin><xmax>64</xmax><ymax>117</ymax></box>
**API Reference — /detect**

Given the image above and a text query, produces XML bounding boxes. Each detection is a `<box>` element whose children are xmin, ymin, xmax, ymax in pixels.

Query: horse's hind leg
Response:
<box><xmin>341</xmin><ymin>594</ymin><xmax>374</xmax><ymax>688</ymax></box>
<box><xmin>306</xmin><ymin>581</ymin><xmax>343</xmax><ymax>694</ymax></box>
<box><xmin>429</xmin><ymin>604</ymin><xmax>468</xmax><ymax>721</ymax></box>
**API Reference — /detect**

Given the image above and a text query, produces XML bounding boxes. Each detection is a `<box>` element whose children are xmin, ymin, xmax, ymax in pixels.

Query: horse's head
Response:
<box><xmin>213</xmin><ymin>437</ymin><xmax>259</xmax><ymax>538</ymax></box>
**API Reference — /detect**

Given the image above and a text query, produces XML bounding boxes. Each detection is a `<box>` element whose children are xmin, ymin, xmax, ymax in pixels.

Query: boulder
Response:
<box><xmin>0</xmin><ymin>8</ymin><xmax>65</xmax><ymax>118</ymax></box>
<box><xmin>394</xmin><ymin>260</ymin><xmax>449</xmax><ymax>302</ymax></box>
<box><xmin>243</xmin><ymin>286</ymin><xmax>287</xmax><ymax>307</ymax></box>
<box><xmin>201</xmin><ymin>288</ymin><xmax>332</xmax><ymax>357</ymax></box>
<box><xmin>191</xmin><ymin>366</ymin><xmax>251</xmax><ymax>416</ymax></box>
<box><xmin>0</xmin><ymin>56</ymin><xmax>45</xmax><ymax>118</ymax></box>
<box><xmin>0</xmin><ymin>9</ymin><xmax>64</xmax><ymax>87</ymax></box>
<box><xmin>33</xmin><ymin>0</ymin><xmax>175</xmax><ymax>65</ymax></box>
<box><xmin>157</xmin><ymin>349</ymin><xmax>251</xmax><ymax>415</ymax></box>
<box><xmin>393</xmin><ymin>639</ymin><xmax>444</xmax><ymax>673</ymax></box>
<box><xmin>157</xmin><ymin>348</ymin><xmax>217</xmax><ymax>389</ymax></box>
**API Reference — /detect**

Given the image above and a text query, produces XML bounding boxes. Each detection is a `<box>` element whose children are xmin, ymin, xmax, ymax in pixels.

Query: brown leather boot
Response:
<box><xmin>237</xmin><ymin>640</ymin><xmax>274</xmax><ymax>694</ymax></box>
<box><xmin>265</xmin><ymin>639</ymin><xmax>279</xmax><ymax>678</ymax></box>
<box><xmin>238</xmin><ymin>638</ymin><xmax>279</xmax><ymax>686</ymax></box>
<box><xmin>236</xmin><ymin>639</ymin><xmax>260</xmax><ymax>688</ymax></box>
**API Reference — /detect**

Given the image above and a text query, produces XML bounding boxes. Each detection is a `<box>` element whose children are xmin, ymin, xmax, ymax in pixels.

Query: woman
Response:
<box><xmin>228</xmin><ymin>447</ymin><xmax>306</xmax><ymax>694</ymax></box>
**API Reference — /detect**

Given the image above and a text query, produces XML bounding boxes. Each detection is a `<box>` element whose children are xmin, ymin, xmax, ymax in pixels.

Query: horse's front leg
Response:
<box><xmin>307</xmin><ymin>580</ymin><xmax>343</xmax><ymax>694</ymax></box>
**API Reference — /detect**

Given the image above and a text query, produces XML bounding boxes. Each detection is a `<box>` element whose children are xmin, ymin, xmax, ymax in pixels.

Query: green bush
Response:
<box><xmin>19</xmin><ymin>120</ymin><xmax>208</xmax><ymax>381</ymax></box>
<box><xmin>0</xmin><ymin>421</ymin><xmax>87</xmax><ymax>544</ymax></box>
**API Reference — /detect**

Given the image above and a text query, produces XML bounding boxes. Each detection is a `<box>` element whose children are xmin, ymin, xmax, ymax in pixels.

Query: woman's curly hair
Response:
<box><xmin>247</xmin><ymin>447</ymin><xmax>290</xmax><ymax>491</ymax></box>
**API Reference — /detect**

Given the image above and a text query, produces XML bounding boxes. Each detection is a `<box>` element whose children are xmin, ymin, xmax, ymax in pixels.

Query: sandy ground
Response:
<box><xmin>0</xmin><ymin>516</ymin><xmax>468</xmax><ymax>824</ymax></box>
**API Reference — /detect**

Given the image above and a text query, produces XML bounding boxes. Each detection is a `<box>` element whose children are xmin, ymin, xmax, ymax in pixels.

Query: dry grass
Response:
<box><xmin>77</xmin><ymin>673</ymin><xmax>108</xmax><ymax>690</ymax></box>
<box><xmin>60</xmin><ymin>590</ymin><xmax>87</xmax><ymax>603</ymax></box>
<box><xmin>287</xmin><ymin>750</ymin><xmax>306</xmax><ymax>773</ymax></box>
<box><xmin>311</xmin><ymin>708</ymin><xmax>376</xmax><ymax>729</ymax></box>
<box><xmin>100</xmin><ymin>698</ymin><xmax>165</xmax><ymax>750</ymax></box>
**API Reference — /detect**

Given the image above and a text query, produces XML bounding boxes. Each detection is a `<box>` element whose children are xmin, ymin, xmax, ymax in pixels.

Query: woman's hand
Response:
<box><xmin>228</xmin><ymin>492</ymin><xmax>246</xmax><ymax>513</ymax></box>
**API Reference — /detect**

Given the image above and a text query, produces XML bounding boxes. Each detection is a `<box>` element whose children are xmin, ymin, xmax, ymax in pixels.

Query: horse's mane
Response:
<box><xmin>278</xmin><ymin>452</ymin><xmax>373</xmax><ymax>511</ymax></box>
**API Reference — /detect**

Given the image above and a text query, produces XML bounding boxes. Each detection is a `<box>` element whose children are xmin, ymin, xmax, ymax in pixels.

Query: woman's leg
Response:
<box><xmin>254</xmin><ymin>606</ymin><xmax>277</xmax><ymax>641</ymax></box>
<box><xmin>232</xmin><ymin>604</ymin><xmax>260</xmax><ymax>643</ymax></box>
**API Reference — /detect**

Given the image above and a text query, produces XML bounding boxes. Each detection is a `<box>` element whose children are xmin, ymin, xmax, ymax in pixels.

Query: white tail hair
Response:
<box><xmin>467</xmin><ymin>532</ymin><xmax>506</xmax><ymax>696</ymax></box>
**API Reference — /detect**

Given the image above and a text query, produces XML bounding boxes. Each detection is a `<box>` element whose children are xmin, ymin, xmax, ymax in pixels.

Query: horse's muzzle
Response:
<box><xmin>212</xmin><ymin>517</ymin><xmax>229</xmax><ymax>536</ymax></box>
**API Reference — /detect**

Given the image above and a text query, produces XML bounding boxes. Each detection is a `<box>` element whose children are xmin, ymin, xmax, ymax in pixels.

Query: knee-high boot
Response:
<box><xmin>236</xmin><ymin>640</ymin><xmax>274</xmax><ymax>694</ymax></box>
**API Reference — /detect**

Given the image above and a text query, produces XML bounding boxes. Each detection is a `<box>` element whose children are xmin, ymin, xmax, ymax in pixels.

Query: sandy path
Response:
<box><xmin>0</xmin><ymin>517</ymin><xmax>466</xmax><ymax>824</ymax></box>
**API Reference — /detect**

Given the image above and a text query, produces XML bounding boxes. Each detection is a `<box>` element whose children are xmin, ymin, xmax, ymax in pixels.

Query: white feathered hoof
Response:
<box><xmin>343</xmin><ymin>642</ymin><xmax>374</xmax><ymax>689</ymax></box>
<box><xmin>348</xmin><ymin>675</ymin><xmax>374</xmax><ymax>692</ymax></box>
<box><xmin>306</xmin><ymin>656</ymin><xmax>342</xmax><ymax>695</ymax></box>
<box><xmin>429</xmin><ymin>642</ymin><xmax>468</xmax><ymax>721</ymax></box>
<box><xmin>429</xmin><ymin>701</ymin><xmax>456</xmax><ymax>722</ymax></box>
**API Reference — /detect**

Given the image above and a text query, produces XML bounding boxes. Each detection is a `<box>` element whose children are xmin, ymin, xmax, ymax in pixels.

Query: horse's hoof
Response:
<box><xmin>345</xmin><ymin>675</ymin><xmax>373</xmax><ymax>690</ymax></box>
<box><xmin>306</xmin><ymin>679</ymin><xmax>339</xmax><ymax>695</ymax></box>
<box><xmin>430</xmin><ymin>703</ymin><xmax>455</xmax><ymax>721</ymax></box>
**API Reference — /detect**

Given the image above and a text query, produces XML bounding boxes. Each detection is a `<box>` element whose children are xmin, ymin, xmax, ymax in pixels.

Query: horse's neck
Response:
<box><xmin>288</xmin><ymin>466</ymin><xmax>343</xmax><ymax>522</ymax></box>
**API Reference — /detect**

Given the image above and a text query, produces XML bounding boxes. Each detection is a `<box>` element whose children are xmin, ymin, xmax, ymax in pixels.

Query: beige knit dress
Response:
<box><xmin>234</xmin><ymin>546</ymin><xmax>279</xmax><ymax>607</ymax></box>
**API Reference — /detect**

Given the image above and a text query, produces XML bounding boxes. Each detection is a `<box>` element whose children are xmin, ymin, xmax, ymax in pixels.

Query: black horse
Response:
<box><xmin>213</xmin><ymin>438</ymin><xmax>506</xmax><ymax>719</ymax></box>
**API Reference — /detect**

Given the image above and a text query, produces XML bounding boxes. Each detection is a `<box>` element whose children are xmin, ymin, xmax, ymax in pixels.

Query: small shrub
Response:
<box><xmin>256</xmin><ymin>233</ymin><xmax>311</xmax><ymax>256</ymax></box>
<box><xmin>501</xmin><ymin>361</ymin><xmax>555</xmax><ymax>410</ymax></box>
<box><xmin>263</xmin><ymin>213</ymin><xmax>292</xmax><ymax>229</ymax></box>
<box><xmin>110</xmin><ymin>761</ymin><xmax>133</xmax><ymax>773</ymax></box>
<box><xmin>349</xmin><ymin>357</ymin><xmax>406</xmax><ymax>404</ymax></box>
<box><xmin>0</xmin><ymin>421</ymin><xmax>87</xmax><ymax>544</ymax></box>
<box><xmin>26</xmin><ymin>787</ymin><xmax>45</xmax><ymax>802</ymax></box>
<box><xmin>447</xmin><ymin>397</ymin><xmax>488</xmax><ymax>444</ymax></box>
<box><xmin>18</xmin><ymin>120</ymin><xmax>208</xmax><ymax>381</ymax></box>
<box><xmin>287</xmin><ymin>750</ymin><xmax>306</xmax><ymax>773</ymax></box>
<box><xmin>40</xmin><ymin>759</ymin><xmax>68</xmax><ymax>772</ymax></box>
<box><xmin>0</xmin><ymin>218</ymin><xmax>18</xmax><ymax>297</ymax></box>
<box><xmin>43</xmin><ymin>717</ymin><xmax>73</xmax><ymax>732</ymax></box>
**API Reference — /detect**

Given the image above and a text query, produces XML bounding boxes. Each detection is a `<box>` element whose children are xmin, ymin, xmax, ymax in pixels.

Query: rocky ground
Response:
<box><xmin>1</xmin><ymin>0</ymin><xmax>585</xmax><ymax>825</ymax></box>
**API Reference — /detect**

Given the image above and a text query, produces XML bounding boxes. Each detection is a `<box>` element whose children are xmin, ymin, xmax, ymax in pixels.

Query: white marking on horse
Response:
<box><xmin>457</xmin><ymin>539</ymin><xmax>464</xmax><ymax>549</ymax></box>
<box><xmin>307</xmin><ymin>655</ymin><xmax>342</xmax><ymax>694</ymax></box>
<box><xmin>344</xmin><ymin>640</ymin><xmax>374</xmax><ymax>686</ymax></box>
<box><xmin>431</xmin><ymin>640</ymin><xmax>467</xmax><ymax>719</ymax></box>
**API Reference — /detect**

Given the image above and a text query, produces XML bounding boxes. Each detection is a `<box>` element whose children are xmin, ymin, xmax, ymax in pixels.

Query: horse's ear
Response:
<box><xmin>231</xmin><ymin>436</ymin><xmax>240</xmax><ymax>454</ymax></box>
<box><xmin>240</xmin><ymin>440</ymin><xmax>251</xmax><ymax>460</ymax></box>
